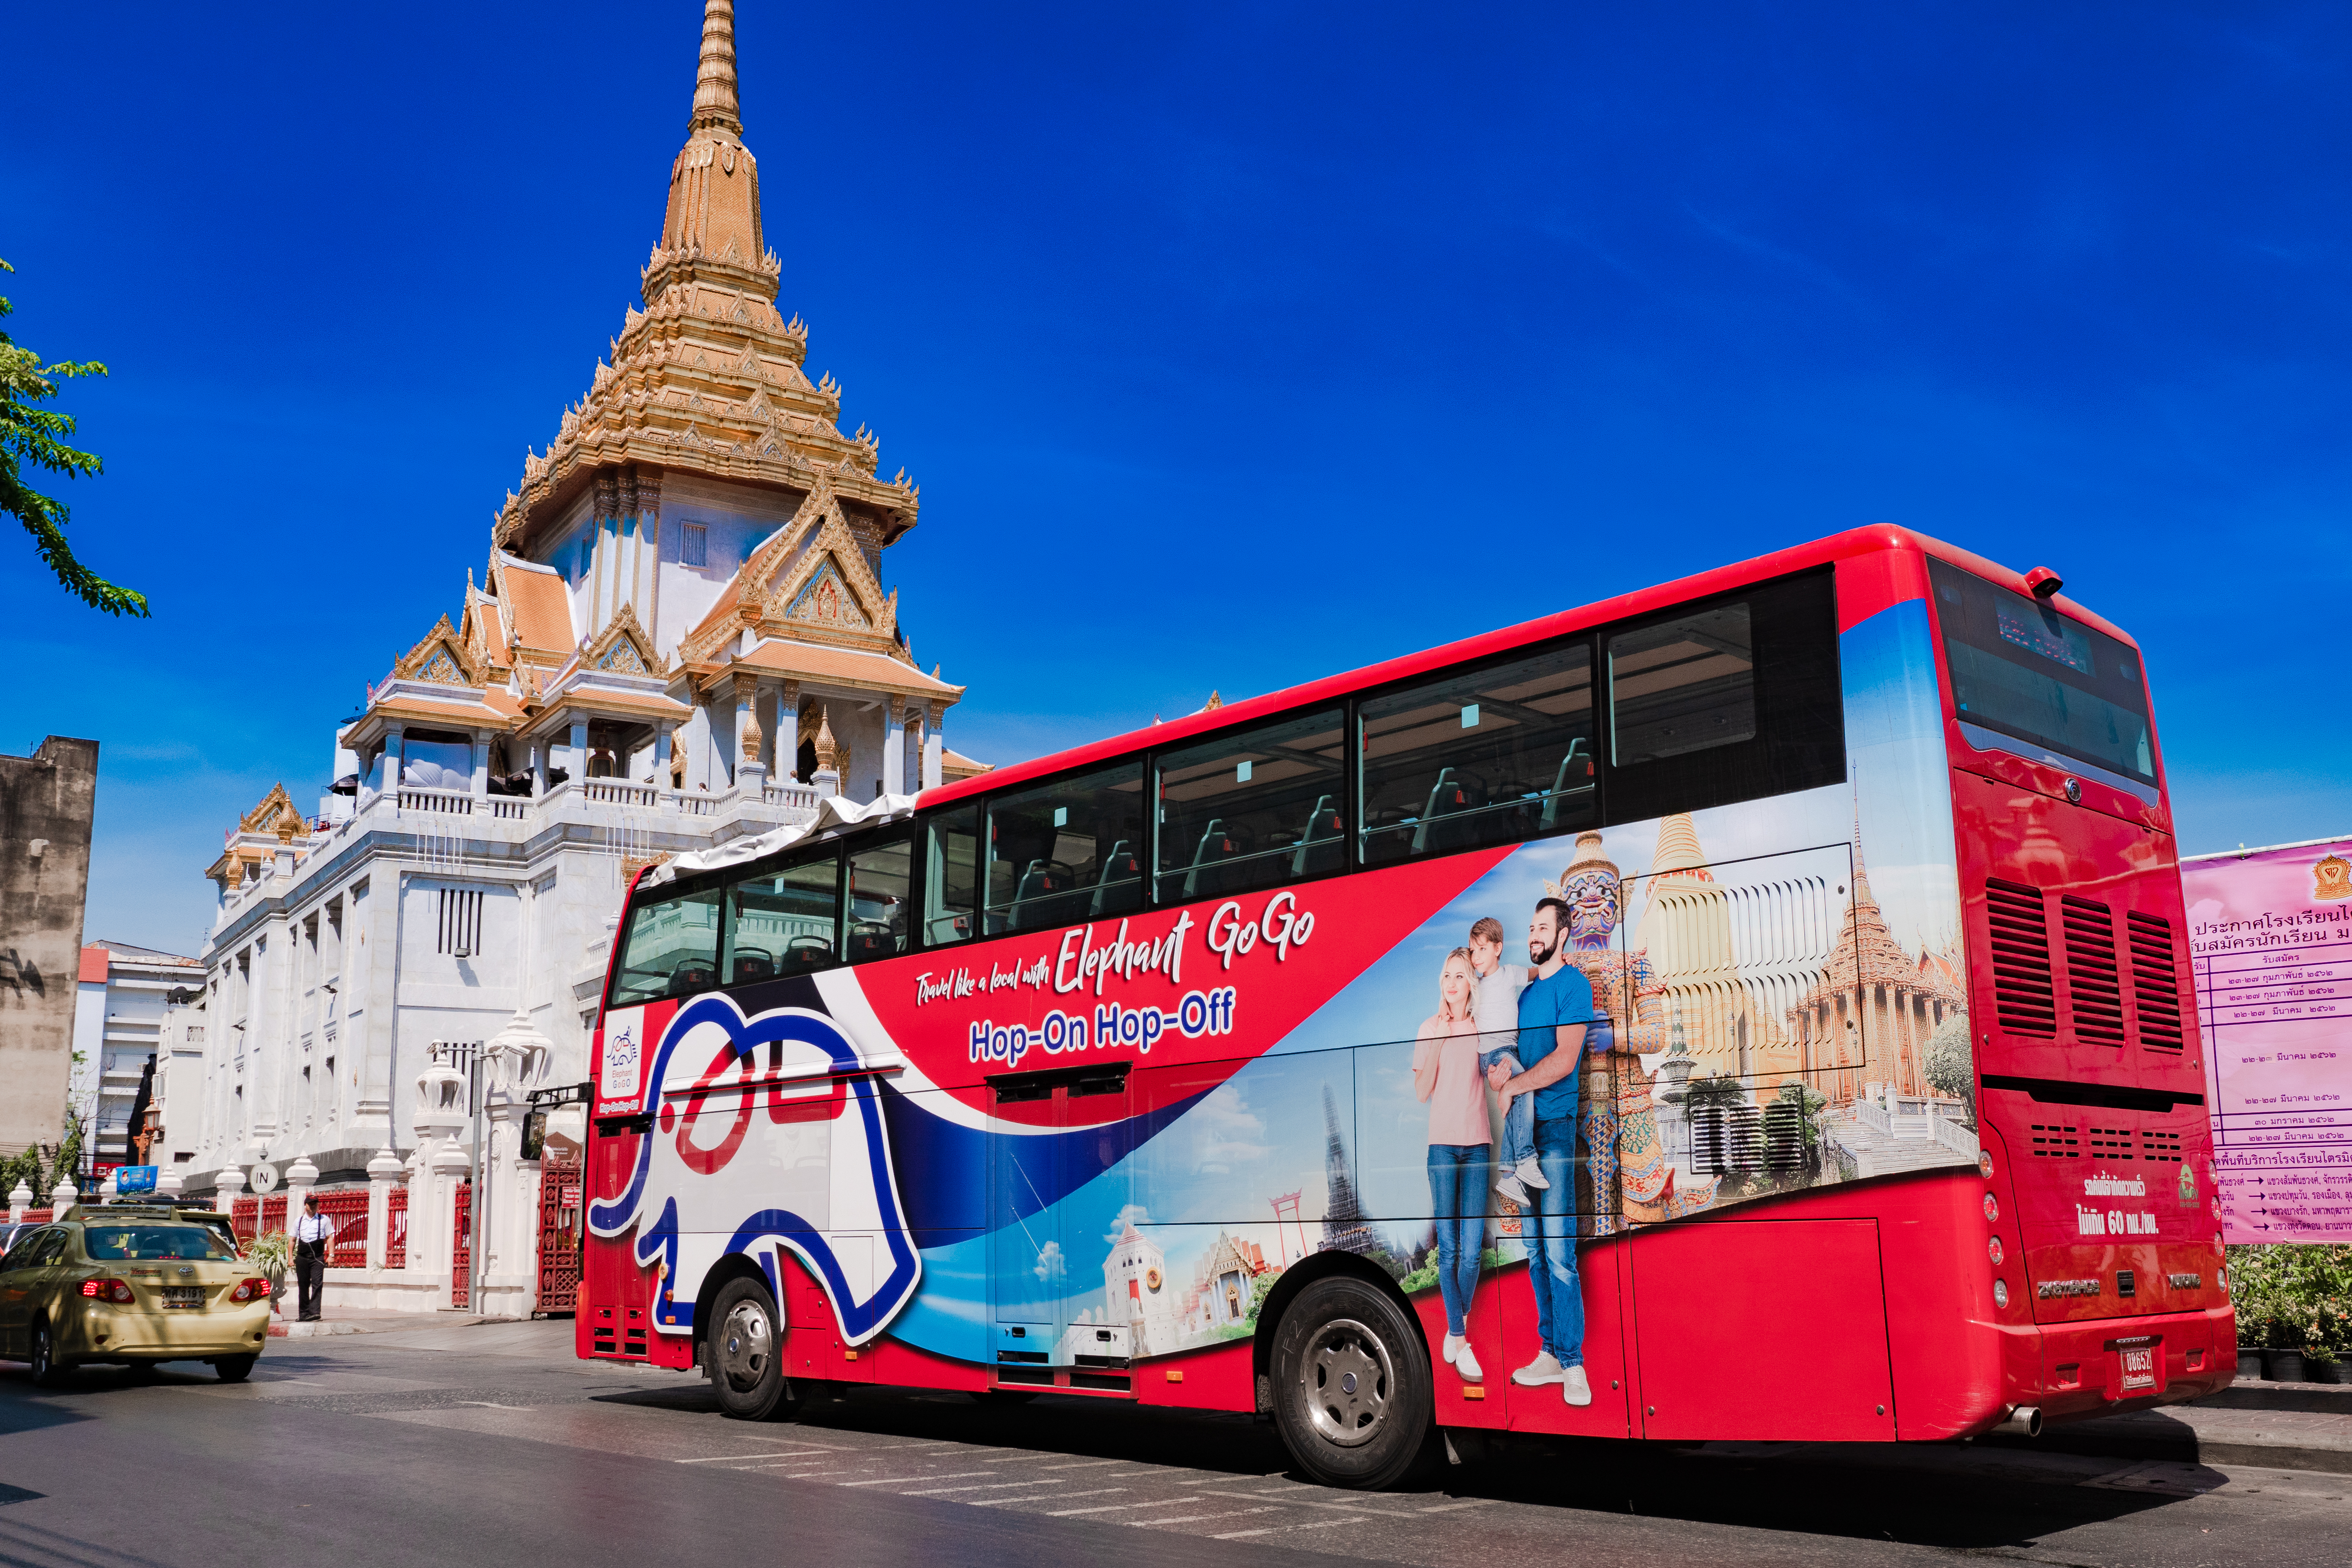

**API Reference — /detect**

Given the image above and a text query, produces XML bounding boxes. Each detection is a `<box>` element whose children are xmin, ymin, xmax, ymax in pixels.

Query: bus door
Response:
<box><xmin>987</xmin><ymin>1063</ymin><xmax>1132</xmax><ymax>1386</ymax></box>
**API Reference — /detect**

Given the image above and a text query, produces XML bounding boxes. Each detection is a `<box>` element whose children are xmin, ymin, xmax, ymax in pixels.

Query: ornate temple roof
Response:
<box><xmin>491</xmin><ymin>0</ymin><xmax>918</xmax><ymax>561</ymax></box>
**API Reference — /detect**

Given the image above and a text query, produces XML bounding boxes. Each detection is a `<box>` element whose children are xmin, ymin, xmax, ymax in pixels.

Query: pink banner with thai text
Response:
<box><xmin>2184</xmin><ymin>838</ymin><xmax>2352</xmax><ymax>1242</ymax></box>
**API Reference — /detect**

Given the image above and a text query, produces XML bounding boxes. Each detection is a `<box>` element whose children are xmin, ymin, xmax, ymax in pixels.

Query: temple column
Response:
<box><xmin>382</xmin><ymin>722</ymin><xmax>406</xmax><ymax>801</ymax></box>
<box><xmin>882</xmin><ymin>699</ymin><xmax>906</xmax><ymax>801</ymax></box>
<box><xmin>922</xmin><ymin>701</ymin><xmax>945</xmax><ymax>791</ymax></box>
<box><xmin>654</xmin><ymin>723</ymin><xmax>674</xmax><ymax>790</ymax></box>
<box><xmin>470</xmin><ymin>729</ymin><xmax>491</xmax><ymax>800</ymax></box>
<box><xmin>567</xmin><ymin>717</ymin><xmax>588</xmax><ymax>789</ymax></box>
<box><xmin>733</xmin><ymin>674</ymin><xmax>766</xmax><ymax>795</ymax></box>
<box><xmin>776</xmin><ymin>681</ymin><xmax>800</xmax><ymax>785</ymax></box>
<box><xmin>528</xmin><ymin>735</ymin><xmax>545</xmax><ymax>796</ymax></box>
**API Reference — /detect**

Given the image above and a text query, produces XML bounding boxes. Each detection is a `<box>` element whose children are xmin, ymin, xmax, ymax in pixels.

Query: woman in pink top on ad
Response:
<box><xmin>1412</xmin><ymin>946</ymin><xmax>1491</xmax><ymax>1382</ymax></box>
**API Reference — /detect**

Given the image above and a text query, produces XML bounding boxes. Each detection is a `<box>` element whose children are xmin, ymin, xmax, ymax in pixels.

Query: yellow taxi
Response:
<box><xmin>0</xmin><ymin>1204</ymin><xmax>272</xmax><ymax>1383</ymax></box>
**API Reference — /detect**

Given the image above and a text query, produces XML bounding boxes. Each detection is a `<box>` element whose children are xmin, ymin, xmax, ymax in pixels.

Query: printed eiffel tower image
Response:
<box><xmin>1319</xmin><ymin>1084</ymin><xmax>1377</xmax><ymax>1255</ymax></box>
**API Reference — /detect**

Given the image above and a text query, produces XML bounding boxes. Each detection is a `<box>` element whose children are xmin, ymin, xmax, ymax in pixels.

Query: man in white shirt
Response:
<box><xmin>291</xmin><ymin>1195</ymin><xmax>334</xmax><ymax>1322</ymax></box>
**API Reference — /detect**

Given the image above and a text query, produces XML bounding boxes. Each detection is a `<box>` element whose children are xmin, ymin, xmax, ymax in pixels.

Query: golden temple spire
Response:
<box><xmin>690</xmin><ymin>0</ymin><xmax>743</xmax><ymax>139</ymax></box>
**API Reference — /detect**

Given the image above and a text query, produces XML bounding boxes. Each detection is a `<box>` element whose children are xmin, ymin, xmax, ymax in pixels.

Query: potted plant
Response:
<box><xmin>246</xmin><ymin>1229</ymin><xmax>293</xmax><ymax>1314</ymax></box>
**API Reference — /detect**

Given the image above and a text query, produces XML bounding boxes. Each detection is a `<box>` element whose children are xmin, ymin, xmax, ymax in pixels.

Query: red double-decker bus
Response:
<box><xmin>578</xmin><ymin>526</ymin><xmax>2228</xmax><ymax>1487</ymax></box>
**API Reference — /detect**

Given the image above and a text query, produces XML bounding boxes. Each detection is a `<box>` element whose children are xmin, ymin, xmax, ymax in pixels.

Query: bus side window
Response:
<box><xmin>610</xmin><ymin>883</ymin><xmax>725</xmax><ymax>1005</ymax></box>
<box><xmin>848</xmin><ymin>835</ymin><xmax>913</xmax><ymax>963</ymax></box>
<box><xmin>1154</xmin><ymin>707</ymin><xmax>1346</xmax><ymax>905</ymax></box>
<box><xmin>985</xmin><ymin>763</ymin><xmax>1146</xmax><ymax>934</ymax></box>
<box><xmin>1359</xmin><ymin>641</ymin><xmax>1595</xmax><ymax>866</ymax></box>
<box><xmin>729</xmin><ymin>853</ymin><xmax>841</xmax><ymax>980</ymax></box>
<box><xmin>1608</xmin><ymin>603</ymin><xmax>1756</xmax><ymax>765</ymax></box>
<box><xmin>923</xmin><ymin>806</ymin><xmax>980</xmax><ymax>947</ymax></box>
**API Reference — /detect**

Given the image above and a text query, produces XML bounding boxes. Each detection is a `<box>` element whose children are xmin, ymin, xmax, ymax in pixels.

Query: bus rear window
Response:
<box><xmin>1927</xmin><ymin>559</ymin><xmax>2155</xmax><ymax>784</ymax></box>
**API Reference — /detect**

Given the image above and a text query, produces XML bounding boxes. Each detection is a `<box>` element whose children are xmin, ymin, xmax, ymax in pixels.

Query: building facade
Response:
<box><xmin>173</xmin><ymin>3</ymin><xmax>985</xmax><ymax>1311</ymax></box>
<box><xmin>1</xmin><ymin>736</ymin><xmax>98</xmax><ymax>1159</ymax></box>
<box><xmin>69</xmin><ymin>940</ymin><xmax>204</xmax><ymax>1171</ymax></box>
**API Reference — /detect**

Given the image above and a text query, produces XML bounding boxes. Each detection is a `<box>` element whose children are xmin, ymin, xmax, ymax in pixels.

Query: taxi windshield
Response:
<box><xmin>82</xmin><ymin>1225</ymin><xmax>236</xmax><ymax>1261</ymax></box>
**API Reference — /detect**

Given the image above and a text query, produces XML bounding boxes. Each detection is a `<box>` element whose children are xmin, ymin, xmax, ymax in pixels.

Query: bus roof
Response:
<box><xmin>924</xmin><ymin>524</ymin><xmax>2140</xmax><ymax>810</ymax></box>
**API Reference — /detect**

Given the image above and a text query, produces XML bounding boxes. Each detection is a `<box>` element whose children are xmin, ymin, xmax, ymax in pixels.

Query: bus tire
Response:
<box><xmin>1268</xmin><ymin>1275</ymin><xmax>1432</xmax><ymax>1490</ymax></box>
<box><xmin>707</xmin><ymin>1276</ymin><xmax>799</xmax><ymax>1422</ymax></box>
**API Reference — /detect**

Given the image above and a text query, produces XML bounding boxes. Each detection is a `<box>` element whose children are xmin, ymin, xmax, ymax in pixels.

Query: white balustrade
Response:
<box><xmin>397</xmin><ymin>786</ymin><xmax>475</xmax><ymax>816</ymax></box>
<box><xmin>582</xmin><ymin>780</ymin><xmax>659</xmax><ymax>808</ymax></box>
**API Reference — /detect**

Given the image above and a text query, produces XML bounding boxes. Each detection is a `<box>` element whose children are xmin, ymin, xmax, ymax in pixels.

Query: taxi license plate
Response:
<box><xmin>2120</xmin><ymin>1347</ymin><xmax>2157</xmax><ymax>1391</ymax></box>
<box><xmin>162</xmin><ymin>1287</ymin><xmax>206</xmax><ymax>1309</ymax></box>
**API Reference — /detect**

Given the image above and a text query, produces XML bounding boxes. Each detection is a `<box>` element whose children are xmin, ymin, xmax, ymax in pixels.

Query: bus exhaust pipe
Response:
<box><xmin>1994</xmin><ymin>1406</ymin><xmax>2043</xmax><ymax>1438</ymax></box>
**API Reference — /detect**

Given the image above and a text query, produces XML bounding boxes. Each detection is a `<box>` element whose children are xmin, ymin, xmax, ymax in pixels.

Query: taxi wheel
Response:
<box><xmin>707</xmin><ymin>1276</ymin><xmax>799</xmax><ymax>1421</ymax></box>
<box><xmin>29</xmin><ymin>1323</ymin><xmax>71</xmax><ymax>1389</ymax></box>
<box><xmin>214</xmin><ymin>1355</ymin><xmax>256</xmax><ymax>1383</ymax></box>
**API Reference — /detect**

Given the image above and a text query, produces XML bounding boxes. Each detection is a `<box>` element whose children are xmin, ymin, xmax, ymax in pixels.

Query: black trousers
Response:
<box><xmin>295</xmin><ymin>1247</ymin><xmax>327</xmax><ymax>1320</ymax></box>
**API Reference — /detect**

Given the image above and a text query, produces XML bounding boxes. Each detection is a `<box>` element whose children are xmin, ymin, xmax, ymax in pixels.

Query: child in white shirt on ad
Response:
<box><xmin>1468</xmin><ymin>917</ymin><xmax>1549</xmax><ymax>1206</ymax></box>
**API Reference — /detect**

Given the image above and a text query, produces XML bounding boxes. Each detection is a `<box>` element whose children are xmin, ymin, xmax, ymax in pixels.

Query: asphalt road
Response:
<box><xmin>2</xmin><ymin>1320</ymin><xmax>2347</xmax><ymax>1568</ymax></box>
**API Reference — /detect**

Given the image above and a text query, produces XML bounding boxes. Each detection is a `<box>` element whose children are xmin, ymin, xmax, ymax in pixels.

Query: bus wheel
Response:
<box><xmin>1269</xmin><ymin>1276</ymin><xmax>1432</xmax><ymax>1490</ymax></box>
<box><xmin>708</xmin><ymin>1277</ymin><xmax>799</xmax><ymax>1422</ymax></box>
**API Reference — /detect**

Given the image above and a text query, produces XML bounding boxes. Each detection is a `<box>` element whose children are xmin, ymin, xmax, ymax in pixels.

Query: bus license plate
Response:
<box><xmin>2120</xmin><ymin>1347</ymin><xmax>2157</xmax><ymax>1390</ymax></box>
<box><xmin>162</xmin><ymin>1287</ymin><xmax>206</xmax><ymax>1309</ymax></box>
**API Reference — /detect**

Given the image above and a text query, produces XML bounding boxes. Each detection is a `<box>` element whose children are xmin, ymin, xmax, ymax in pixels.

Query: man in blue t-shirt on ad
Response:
<box><xmin>1487</xmin><ymin>895</ymin><xmax>1596</xmax><ymax>1406</ymax></box>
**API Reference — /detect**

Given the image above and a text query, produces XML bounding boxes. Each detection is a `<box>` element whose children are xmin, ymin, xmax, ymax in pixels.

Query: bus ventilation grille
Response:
<box><xmin>2127</xmin><ymin>912</ymin><xmax>2186</xmax><ymax>1051</ymax></box>
<box><xmin>2085</xmin><ymin>1125</ymin><xmax>2135</xmax><ymax>1160</ymax></box>
<box><xmin>2139</xmin><ymin>1129</ymin><xmax>2185</xmax><ymax>1164</ymax></box>
<box><xmin>2060</xmin><ymin>896</ymin><xmax>2127</xmax><ymax>1045</ymax></box>
<box><xmin>2028</xmin><ymin>1122</ymin><xmax>2081</xmax><ymax>1157</ymax></box>
<box><xmin>1986</xmin><ymin>879</ymin><xmax>2057</xmax><ymax>1036</ymax></box>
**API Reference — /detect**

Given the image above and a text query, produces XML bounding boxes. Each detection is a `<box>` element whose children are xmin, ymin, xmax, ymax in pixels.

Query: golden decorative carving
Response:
<box><xmin>391</xmin><ymin>615</ymin><xmax>485</xmax><ymax>688</ymax></box>
<box><xmin>578</xmin><ymin>601</ymin><xmax>670</xmax><ymax>677</ymax></box>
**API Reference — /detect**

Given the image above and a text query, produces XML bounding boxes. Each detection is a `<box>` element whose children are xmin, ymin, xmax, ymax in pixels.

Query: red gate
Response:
<box><xmin>536</xmin><ymin>1155</ymin><xmax>582</xmax><ymax>1315</ymax></box>
<box><xmin>315</xmin><ymin>1189</ymin><xmax>369</xmax><ymax>1267</ymax></box>
<box><xmin>387</xmin><ymin>1187</ymin><xmax>409</xmax><ymax>1269</ymax></box>
<box><xmin>451</xmin><ymin>1181</ymin><xmax>473</xmax><ymax>1308</ymax></box>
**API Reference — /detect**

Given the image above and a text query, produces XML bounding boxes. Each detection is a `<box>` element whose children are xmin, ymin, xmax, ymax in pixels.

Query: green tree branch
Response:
<box><xmin>1</xmin><ymin>258</ymin><xmax>147</xmax><ymax>617</ymax></box>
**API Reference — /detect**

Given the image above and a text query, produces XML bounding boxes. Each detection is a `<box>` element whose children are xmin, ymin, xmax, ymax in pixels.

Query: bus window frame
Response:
<box><xmin>672</xmin><ymin>567</ymin><xmax>1848</xmax><ymax>968</ymax></box>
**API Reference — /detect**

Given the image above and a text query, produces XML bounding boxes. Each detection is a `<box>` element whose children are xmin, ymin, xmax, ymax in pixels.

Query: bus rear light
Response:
<box><xmin>82</xmin><ymin>1279</ymin><xmax>136</xmax><ymax>1303</ymax></box>
<box><xmin>1987</xmin><ymin>1237</ymin><xmax>2004</xmax><ymax>1265</ymax></box>
<box><xmin>1978</xmin><ymin>1152</ymin><xmax>1994</xmax><ymax>1179</ymax></box>
<box><xmin>1993</xmin><ymin>1279</ymin><xmax>2009</xmax><ymax>1308</ymax></box>
<box><xmin>1983</xmin><ymin>1194</ymin><xmax>1999</xmax><ymax>1222</ymax></box>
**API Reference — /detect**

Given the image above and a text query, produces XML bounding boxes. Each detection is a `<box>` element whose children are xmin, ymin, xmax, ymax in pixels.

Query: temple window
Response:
<box><xmin>399</xmin><ymin>730</ymin><xmax>474</xmax><ymax>790</ymax></box>
<box><xmin>681</xmin><ymin>522</ymin><xmax>708</xmax><ymax>568</ymax></box>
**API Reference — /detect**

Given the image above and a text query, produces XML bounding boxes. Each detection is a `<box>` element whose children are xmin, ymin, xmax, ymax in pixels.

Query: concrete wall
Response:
<box><xmin>0</xmin><ymin>736</ymin><xmax>99</xmax><ymax>1157</ymax></box>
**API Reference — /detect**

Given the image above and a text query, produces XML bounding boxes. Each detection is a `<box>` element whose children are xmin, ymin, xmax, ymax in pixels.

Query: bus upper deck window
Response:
<box><xmin>923</xmin><ymin>806</ymin><xmax>980</xmax><ymax>947</ymax></box>
<box><xmin>1360</xmin><ymin>642</ymin><xmax>1595</xmax><ymax>866</ymax></box>
<box><xmin>728</xmin><ymin>854</ymin><xmax>841</xmax><ymax>979</ymax></box>
<box><xmin>609</xmin><ymin>884</ymin><xmax>724</xmax><ymax>1006</ymax></box>
<box><xmin>848</xmin><ymin>836</ymin><xmax>912</xmax><ymax>963</ymax></box>
<box><xmin>1608</xmin><ymin>604</ymin><xmax>1756</xmax><ymax>765</ymax></box>
<box><xmin>1154</xmin><ymin>708</ymin><xmax>1346</xmax><ymax>905</ymax></box>
<box><xmin>984</xmin><ymin>763</ymin><xmax>1145</xmax><ymax>935</ymax></box>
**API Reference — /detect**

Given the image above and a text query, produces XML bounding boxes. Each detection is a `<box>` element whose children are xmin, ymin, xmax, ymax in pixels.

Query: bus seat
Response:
<box><xmin>671</xmin><ymin>957</ymin><xmax>717</xmax><ymax>993</ymax></box>
<box><xmin>1541</xmin><ymin>740</ymin><xmax>1595</xmax><ymax>830</ymax></box>
<box><xmin>1091</xmin><ymin>839</ymin><xmax>1142</xmax><ymax>917</ymax></box>
<box><xmin>847</xmin><ymin>921</ymin><xmax>894</xmax><ymax>962</ymax></box>
<box><xmin>1410</xmin><ymin>768</ymin><xmax>1481</xmax><ymax>855</ymax></box>
<box><xmin>730</xmin><ymin>947</ymin><xmax>775</xmax><ymax>985</ymax></box>
<box><xmin>778</xmin><ymin>935</ymin><xmax>833</xmax><ymax>975</ymax></box>
<box><xmin>1010</xmin><ymin>859</ymin><xmax>1078</xmax><ymax>930</ymax></box>
<box><xmin>1182</xmin><ymin>819</ymin><xmax>1240</xmax><ymax>901</ymax></box>
<box><xmin>1291</xmin><ymin>796</ymin><xmax>1344</xmax><ymax>878</ymax></box>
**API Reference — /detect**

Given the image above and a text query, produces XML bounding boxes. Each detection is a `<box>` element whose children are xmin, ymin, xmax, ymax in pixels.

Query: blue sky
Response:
<box><xmin>5</xmin><ymin>2</ymin><xmax>2348</xmax><ymax>956</ymax></box>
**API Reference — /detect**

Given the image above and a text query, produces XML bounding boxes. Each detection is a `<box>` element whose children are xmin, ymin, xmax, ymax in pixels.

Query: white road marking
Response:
<box><xmin>1037</xmin><ymin>1459</ymin><xmax>1126</xmax><ymax>1470</ymax></box>
<box><xmin>1132</xmin><ymin>1508</ymin><xmax>1282</xmax><ymax>1528</ymax></box>
<box><xmin>970</xmin><ymin>1488</ymin><xmax>1128</xmax><ymax>1508</ymax></box>
<box><xmin>1048</xmin><ymin>1499</ymin><xmax>1196</xmax><ymax>1517</ymax></box>
<box><xmin>675</xmin><ymin>1450</ymin><xmax>838</xmax><ymax>1464</ymax></box>
<box><xmin>1213</xmin><ymin>1519</ymin><xmax>1353</xmax><ymax>1540</ymax></box>
<box><xmin>1192</xmin><ymin>1487</ymin><xmax>1403</xmax><ymax>1514</ymax></box>
<box><xmin>1419</xmin><ymin>1500</ymin><xmax>1495</xmax><ymax>1512</ymax></box>
<box><xmin>900</xmin><ymin>1479</ymin><xmax>1066</xmax><ymax>1497</ymax></box>
<box><xmin>837</xmin><ymin>1471</ymin><xmax>992</xmax><ymax>1487</ymax></box>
